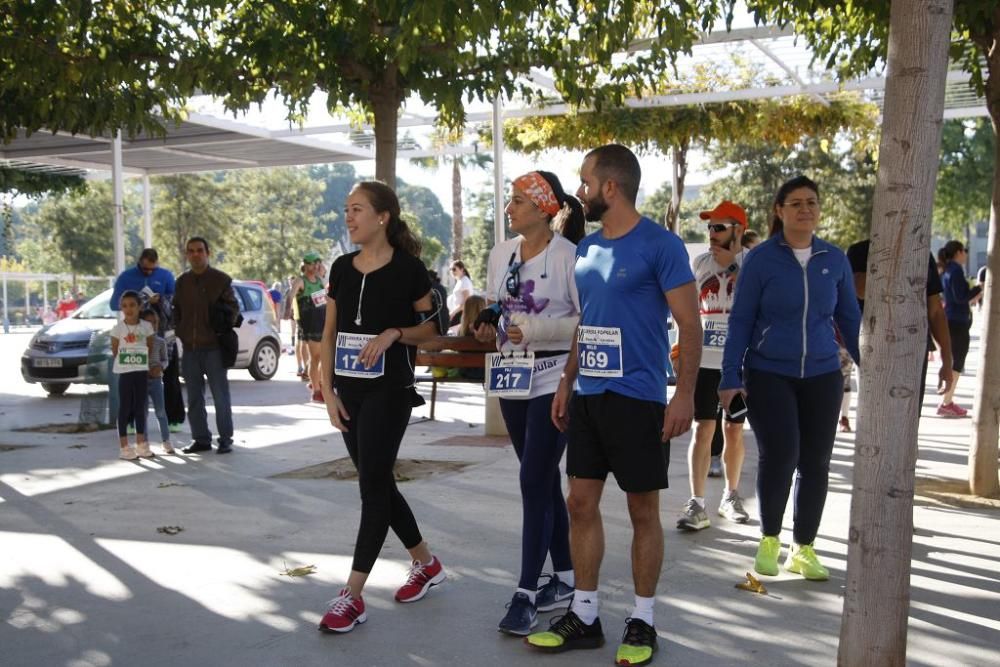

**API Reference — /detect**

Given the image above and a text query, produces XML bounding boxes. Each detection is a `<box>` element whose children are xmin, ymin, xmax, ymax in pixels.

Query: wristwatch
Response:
<box><xmin>727</xmin><ymin>262</ymin><xmax>739</xmax><ymax>274</ymax></box>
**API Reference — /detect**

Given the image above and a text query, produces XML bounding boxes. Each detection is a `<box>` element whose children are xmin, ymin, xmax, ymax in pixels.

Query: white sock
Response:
<box><xmin>516</xmin><ymin>587</ymin><xmax>537</xmax><ymax>604</ymax></box>
<box><xmin>631</xmin><ymin>594</ymin><xmax>655</xmax><ymax>626</ymax></box>
<box><xmin>555</xmin><ymin>569</ymin><xmax>575</xmax><ymax>588</ymax></box>
<box><xmin>570</xmin><ymin>589</ymin><xmax>599</xmax><ymax>625</ymax></box>
<box><xmin>692</xmin><ymin>496</ymin><xmax>705</xmax><ymax>508</ymax></box>
<box><xmin>723</xmin><ymin>488</ymin><xmax>737</xmax><ymax>500</ymax></box>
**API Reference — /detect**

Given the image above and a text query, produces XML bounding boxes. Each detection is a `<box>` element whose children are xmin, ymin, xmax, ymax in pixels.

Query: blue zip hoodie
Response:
<box><xmin>110</xmin><ymin>265</ymin><xmax>176</xmax><ymax>312</ymax></box>
<box><xmin>720</xmin><ymin>232</ymin><xmax>861</xmax><ymax>390</ymax></box>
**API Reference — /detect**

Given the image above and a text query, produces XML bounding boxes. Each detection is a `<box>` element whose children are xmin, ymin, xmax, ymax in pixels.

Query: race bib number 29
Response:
<box><xmin>577</xmin><ymin>326</ymin><xmax>623</xmax><ymax>378</ymax></box>
<box><xmin>335</xmin><ymin>332</ymin><xmax>384</xmax><ymax>379</ymax></box>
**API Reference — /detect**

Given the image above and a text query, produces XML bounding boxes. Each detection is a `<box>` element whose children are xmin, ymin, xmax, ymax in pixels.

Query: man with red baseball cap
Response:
<box><xmin>677</xmin><ymin>200</ymin><xmax>751</xmax><ymax>531</ymax></box>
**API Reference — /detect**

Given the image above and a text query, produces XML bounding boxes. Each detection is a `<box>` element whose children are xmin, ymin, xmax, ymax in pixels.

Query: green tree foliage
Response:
<box><xmin>151</xmin><ymin>173</ymin><xmax>237</xmax><ymax>273</ymax></box>
<box><xmin>198</xmin><ymin>1</ymin><xmax>737</xmax><ymax>183</ymax></box>
<box><xmin>462</xmin><ymin>190</ymin><xmax>500</xmax><ymax>289</ymax></box>
<box><xmin>397</xmin><ymin>179</ymin><xmax>452</xmax><ymax>252</ymax></box>
<box><xmin>934</xmin><ymin>118</ymin><xmax>995</xmax><ymax>238</ymax></box>
<box><xmin>0</xmin><ymin>0</ymin><xmax>206</xmax><ymax>141</ymax></box>
<box><xmin>221</xmin><ymin>168</ymin><xmax>327</xmax><ymax>283</ymax></box>
<box><xmin>310</xmin><ymin>163</ymin><xmax>358</xmax><ymax>249</ymax></box>
<box><xmin>1</xmin><ymin>166</ymin><xmax>86</xmax><ymax>256</ymax></box>
<box><xmin>639</xmin><ymin>183</ymin><xmax>708</xmax><ymax>242</ymax></box>
<box><xmin>697</xmin><ymin>137</ymin><xmax>876</xmax><ymax>249</ymax></box>
<box><xmin>18</xmin><ymin>182</ymin><xmax>135</xmax><ymax>277</ymax></box>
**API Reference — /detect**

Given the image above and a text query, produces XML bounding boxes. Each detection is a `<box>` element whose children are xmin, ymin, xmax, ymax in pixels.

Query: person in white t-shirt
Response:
<box><xmin>474</xmin><ymin>170</ymin><xmax>585</xmax><ymax>636</ymax></box>
<box><xmin>110</xmin><ymin>290</ymin><xmax>155</xmax><ymax>460</ymax></box>
<box><xmin>678</xmin><ymin>200</ymin><xmax>751</xmax><ymax>532</ymax></box>
<box><xmin>447</xmin><ymin>260</ymin><xmax>475</xmax><ymax>326</ymax></box>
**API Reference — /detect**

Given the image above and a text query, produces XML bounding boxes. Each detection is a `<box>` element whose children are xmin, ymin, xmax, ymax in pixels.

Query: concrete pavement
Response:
<box><xmin>0</xmin><ymin>328</ymin><xmax>998</xmax><ymax>666</ymax></box>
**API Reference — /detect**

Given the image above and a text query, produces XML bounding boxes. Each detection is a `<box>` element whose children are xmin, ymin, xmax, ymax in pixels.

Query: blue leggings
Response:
<box><xmin>499</xmin><ymin>394</ymin><xmax>572</xmax><ymax>591</ymax></box>
<box><xmin>745</xmin><ymin>369</ymin><xmax>843</xmax><ymax>545</ymax></box>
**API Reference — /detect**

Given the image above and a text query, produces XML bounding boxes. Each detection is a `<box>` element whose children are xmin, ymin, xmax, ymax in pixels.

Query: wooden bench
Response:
<box><xmin>414</xmin><ymin>336</ymin><xmax>496</xmax><ymax>420</ymax></box>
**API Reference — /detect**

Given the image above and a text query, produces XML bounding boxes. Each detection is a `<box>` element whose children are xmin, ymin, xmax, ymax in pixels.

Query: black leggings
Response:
<box><xmin>339</xmin><ymin>387</ymin><xmax>422</xmax><ymax>574</ymax></box>
<box><xmin>948</xmin><ymin>319</ymin><xmax>972</xmax><ymax>373</ymax></box>
<box><xmin>745</xmin><ymin>369</ymin><xmax>843</xmax><ymax>545</ymax></box>
<box><xmin>117</xmin><ymin>371</ymin><xmax>148</xmax><ymax>437</ymax></box>
<box><xmin>499</xmin><ymin>395</ymin><xmax>572</xmax><ymax>591</ymax></box>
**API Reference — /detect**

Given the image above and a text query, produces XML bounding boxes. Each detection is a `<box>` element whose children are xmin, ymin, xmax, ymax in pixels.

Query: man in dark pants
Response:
<box><xmin>173</xmin><ymin>237</ymin><xmax>240</xmax><ymax>454</ymax></box>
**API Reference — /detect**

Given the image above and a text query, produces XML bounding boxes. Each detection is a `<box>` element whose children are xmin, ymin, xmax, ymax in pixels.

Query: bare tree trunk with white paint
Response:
<box><xmin>838</xmin><ymin>0</ymin><xmax>954</xmax><ymax>664</ymax></box>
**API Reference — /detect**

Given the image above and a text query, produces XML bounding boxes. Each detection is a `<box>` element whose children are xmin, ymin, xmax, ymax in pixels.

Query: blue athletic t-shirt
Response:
<box><xmin>575</xmin><ymin>217</ymin><xmax>694</xmax><ymax>404</ymax></box>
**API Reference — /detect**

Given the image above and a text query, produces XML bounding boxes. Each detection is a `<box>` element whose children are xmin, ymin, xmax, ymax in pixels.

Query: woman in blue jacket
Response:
<box><xmin>936</xmin><ymin>240</ymin><xmax>981</xmax><ymax>417</ymax></box>
<box><xmin>719</xmin><ymin>176</ymin><xmax>860</xmax><ymax>581</ymax></box>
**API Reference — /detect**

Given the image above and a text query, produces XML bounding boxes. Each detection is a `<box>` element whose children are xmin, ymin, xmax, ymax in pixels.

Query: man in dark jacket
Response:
<box><xmin>174</xmin><ymin>237</ymin><xmax>240</xmax><ymax>454</ymax></box>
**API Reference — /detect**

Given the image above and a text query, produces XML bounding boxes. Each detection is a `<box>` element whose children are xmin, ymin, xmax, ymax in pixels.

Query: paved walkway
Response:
<box><xmin>0</xmin><ymin>330</ymin><xmax>997</xmax><ymax>666</ymax></box>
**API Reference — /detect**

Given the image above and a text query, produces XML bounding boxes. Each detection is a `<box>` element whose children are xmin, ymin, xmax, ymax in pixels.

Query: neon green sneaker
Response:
<box><xmin>784</xmin><ymin>543</ymin><xmax>830</xmax><ymax>581</ymax></box>
<box><xmin>616</xmin><ymin>617</ymin><xmax>658</xmax><ymax>666</ymax></box>
<box><xmin>754</xmin><ymin>536</ymin><xmax>781</xmax><ymax>576</ymax></box>
<box><xmin>525</xmin><ymin>611</ymin><xmax>604</xmax><ymax>652</ymax></box>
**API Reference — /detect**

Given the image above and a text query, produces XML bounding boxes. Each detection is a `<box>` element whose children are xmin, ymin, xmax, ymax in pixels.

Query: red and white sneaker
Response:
<box><xmin>936</xmin><ymin>402</ymin><xmax>969</xmax><ymax>418</ymax></box>
<box><xmin>394</xmin><ymin>557</ymin><xmax>446</xmax><ymax>603</ymax></box>
<box><xmin>318</xmin><ymin>588</ymin><xmax>366</xmax><ymax>633</ymax></box>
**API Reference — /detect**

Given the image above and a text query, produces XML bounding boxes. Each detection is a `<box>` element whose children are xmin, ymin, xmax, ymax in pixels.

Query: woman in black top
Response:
<box><xmin>317</xmin><ymin>181</ymin><xmax>443</xmax><ymax>634</ymax></box>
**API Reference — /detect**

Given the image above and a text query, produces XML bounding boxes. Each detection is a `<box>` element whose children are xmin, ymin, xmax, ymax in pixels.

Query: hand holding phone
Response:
<box><xmin>726</xmin><ymin>392</ymin><xmax>748</xmax><ymax>419</ymax></box>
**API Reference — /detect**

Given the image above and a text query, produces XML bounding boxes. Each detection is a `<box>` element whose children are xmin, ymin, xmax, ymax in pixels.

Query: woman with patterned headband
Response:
<box><xmin>474</xmin><ymin>170</ymin><xmax>585</xmax><ymax>636</ymax></box>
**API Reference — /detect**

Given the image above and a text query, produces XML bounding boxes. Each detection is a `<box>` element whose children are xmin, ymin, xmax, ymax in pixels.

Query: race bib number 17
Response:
<box><xmin>577</xmin><ymin>326</ymin><xmax>623</xmax><ymax>378</ymax></box>
<box><xmin>335</xmin><ymin>332</ymin><xmax>385</xmax><ymax>379</ymax></box>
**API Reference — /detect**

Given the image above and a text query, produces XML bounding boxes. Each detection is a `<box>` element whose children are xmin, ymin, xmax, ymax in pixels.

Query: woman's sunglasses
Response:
<box><xmin>506</xmin><ymin>261</ymin><xmax>524</xmax><ymax>297</ymax></box>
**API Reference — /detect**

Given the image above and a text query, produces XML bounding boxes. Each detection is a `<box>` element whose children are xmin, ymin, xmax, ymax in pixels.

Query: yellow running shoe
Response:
<box><xmin>754</xmin><ymin>536</ymin><xmax>781</xmax><ymax>576</ymax></box>
<box><xmin>616</xmin><ymin>617</ymin><xmax>658</xmax><ymax>666</ymax></box>
<box><xmin>525</xmin><ymin>611</ymin><xmax>604</xmax><ymax>652</ymax></box>
<box><xmin>784</xmin><ymin>543</ymin><xmax>830</xmax><ymax>581</ymax></box>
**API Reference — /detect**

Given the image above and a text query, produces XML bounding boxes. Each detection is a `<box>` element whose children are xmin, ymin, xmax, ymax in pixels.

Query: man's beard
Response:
<box><xmin>583</xmin><ymin>193</ymin><xmax>609</xmax><ymax>222</ymax></box>
<box><xmin>710</xmin><ymin>233</ymin><xmax>734</xmax><ymax>249</ymax></box>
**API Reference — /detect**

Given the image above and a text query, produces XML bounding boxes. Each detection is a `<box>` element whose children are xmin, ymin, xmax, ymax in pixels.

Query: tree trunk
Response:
<box><xmin>968</xmin><ymin>21</ymin><xmax>1000</xmax><ymax>498</ymax></box>
<box><xmin>665</xmin><ymin>140</ymin><xmax>688</xmax><ymax>233</ymax></box>
<box><xmin>452</xmin><ymin>158</ymin><xmax>464</xmax><ymax>260</ymax></box>
<box><xmin>838</xmin><ymin>1</ymin><xmax>954</xmax><ymax>665</ymax></box>
<box><xmin>371</xmin><ymin>66</ymin><xmax>403</xmax><ymax>187</ymax></box>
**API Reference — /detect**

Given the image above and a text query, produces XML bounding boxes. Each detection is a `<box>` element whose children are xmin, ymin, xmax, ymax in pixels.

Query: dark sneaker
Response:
<box><xmin>318</xmin><ymin>587</ymin><xmax>366</xmax><ymax>633</ymax></box>
<box><xmin>616</xmin><ymin>617</ymin><xmax>658</xmax><ymax>666</ymax></box>
<box><xmin>182</xmin><ymin>442</ymin><xmax>212</xmax><ymax>454</ymax></box>
<box><xmin>497</xmin><ymin>592</ymin><xmax>538</xmax><ymax>636</ymax></box>
<box><xmin>394</xmin><ymin>556</ymin><xmax>445</xmax><ymax>602</ymax></box>
<box><xmin>525</xmin><ymin>611</ymin><xmax>604</xmax><ymax>652</ymax></box>
<box><xmin>216</xmin><ymin>444</ymin><xmax>233</xmax><ymax>454</ymax></box>
<box><xmin>536</xmin><ymin>573</ymin><xmax>574</xmax><ymax>612</ymax></box>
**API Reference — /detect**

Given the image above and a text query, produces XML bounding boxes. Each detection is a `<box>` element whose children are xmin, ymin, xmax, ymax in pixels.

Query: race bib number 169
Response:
<box><xmin>577</xmin><ymin>326</ymin><xmax>623</xmax><ymax>378</ymax></box>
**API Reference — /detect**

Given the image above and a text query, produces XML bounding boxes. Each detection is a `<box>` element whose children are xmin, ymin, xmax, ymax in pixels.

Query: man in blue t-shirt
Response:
<box><xmin>526</xmin><ymin>145</ymin><xmax>701</xmax><ymax>665</ymax></box>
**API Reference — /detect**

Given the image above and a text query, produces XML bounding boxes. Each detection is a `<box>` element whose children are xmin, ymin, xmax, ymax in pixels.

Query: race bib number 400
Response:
<box><xmin>485</xmin><ymin>352</ymin><xmax>534</xmax><ymax>397</ymax></box>
<box><xmin>577</xmin><ymin>326</ymin><xmax>623</xmax><ymax>378</ymax></box>
<box><xmin>703</xmin><ymin>318</ymin><xmax>728</xmax><ymax>348</ymax></box>
<box><xmin>335</xmin><ymin>332</ymin><xmax>385</xmax><ymax>379</ymax></box>
<box><xmin>118</xmin><ymin>350</ymin><xmax>148</xmax><ymax>369</ymax></box>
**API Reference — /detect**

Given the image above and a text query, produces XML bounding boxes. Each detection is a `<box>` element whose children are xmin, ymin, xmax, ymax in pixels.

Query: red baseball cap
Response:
<box><xmin>699</xmin><ymin>200</ymin><xmax>747</xmax><ymax>228</ymax></box>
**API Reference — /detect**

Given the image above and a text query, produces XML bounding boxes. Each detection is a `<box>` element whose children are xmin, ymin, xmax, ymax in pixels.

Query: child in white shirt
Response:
<box><xmin>110</xmin><ymin>291</ymin><xmax>154</xmax><ymax>460</ymax></box>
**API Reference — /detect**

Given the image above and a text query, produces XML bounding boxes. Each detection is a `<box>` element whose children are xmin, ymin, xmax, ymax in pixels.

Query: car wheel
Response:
<box><xmin>42</xmin><ymin>382</ymin><xmax>71</xmax><ymax>396</ymax></box>
<box><xmin>249</xmin><ymin>340</ymin><xmax>279</xmax><ymax>380</ymax></box>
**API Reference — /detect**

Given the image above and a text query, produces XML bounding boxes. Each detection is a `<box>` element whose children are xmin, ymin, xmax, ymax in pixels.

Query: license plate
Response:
<box><xmin>34</xmin><ymin>358</ymin><xmax>63</xmax><ymax>368</ymax></box>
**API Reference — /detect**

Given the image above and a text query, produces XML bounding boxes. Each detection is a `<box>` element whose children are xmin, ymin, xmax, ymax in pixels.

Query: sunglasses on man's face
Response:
<box><xmin>706</xmin><ymin>223</ymin><xmax>734</xmax><ymax>234</ymax></box>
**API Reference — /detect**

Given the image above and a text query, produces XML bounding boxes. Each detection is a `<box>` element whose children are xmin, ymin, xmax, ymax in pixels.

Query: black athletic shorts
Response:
<box><xmin>694</xmin><ymin>368</ymin><xmax>746</xmax><ymax>423</ymax></box>
<box><xmin>567</xmin><ymin>391</ymin><xmax>670</xmax><ymax>493</ymax></box>
<box><xmin>948</xmin><ymin>319</ymin><xmax>972</xmax><ymax>373</ymax></box>
<box><xmin>298</xmin><ymin>309</ymin><xmax>325</xmax><ymax>342</ymax></box>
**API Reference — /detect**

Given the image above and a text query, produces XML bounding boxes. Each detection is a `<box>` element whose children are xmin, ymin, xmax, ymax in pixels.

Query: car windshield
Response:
<box><xmin>73</xmin><ymin>290</ymin><xmax>115</xmax><ymax>319</ymax></box>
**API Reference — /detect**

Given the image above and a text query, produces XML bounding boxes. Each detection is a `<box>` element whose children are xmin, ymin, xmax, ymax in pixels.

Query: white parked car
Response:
<box><xmin>21</xmin><ymin>281</ymin><xmax>281</xmax><ymax>396</ymax></box>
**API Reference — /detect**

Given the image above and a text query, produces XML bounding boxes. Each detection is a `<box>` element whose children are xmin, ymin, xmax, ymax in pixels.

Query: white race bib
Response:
<box><xmin>577</xmin><ymin>326</ymin><xmax>623</xmax><ymax>378</ymax></box>
<box><xmin>335</xmin><ymin>332</ymin><xmax>385</xmax><ymax>379</ymax></box>
<box><xmin>702</xmin><ymin>316</ymin><xmax>728</xmax><ymax>349</ymax></box>
<box><xmin>485</xmin><ymin>352</ymin><xmax>534</xmax><ymax>397</ymax></box>
<box><xmin>117</xmin><ymin>350</ymin><xmax>148</xmax><ymax>372</ymax></box>
<box><xmin>310</xmin><ymin>289</ymin><xmax>327</xmax><ymax>307</ymax></box>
